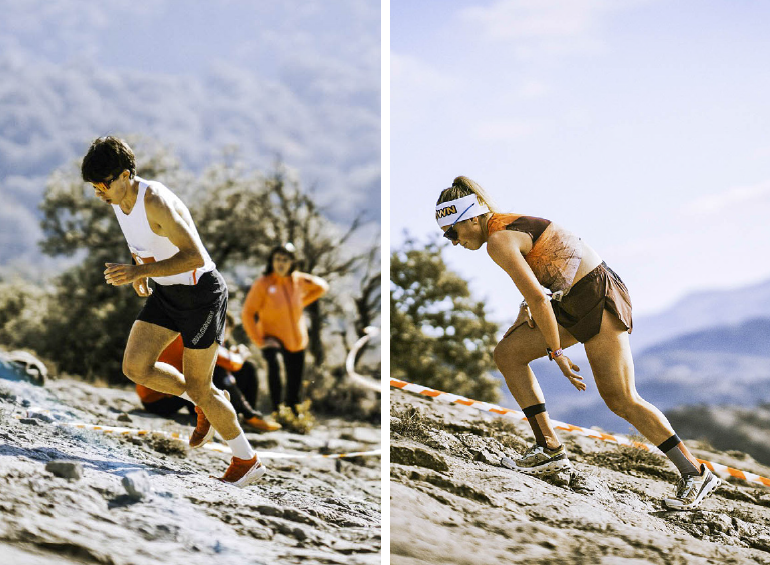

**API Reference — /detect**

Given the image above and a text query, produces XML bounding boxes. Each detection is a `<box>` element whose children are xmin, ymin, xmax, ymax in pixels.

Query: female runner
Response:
<box><xmin>436</xmin><ymin>176</ymin><xmax>719</xmax><ymax>510</ymax></box>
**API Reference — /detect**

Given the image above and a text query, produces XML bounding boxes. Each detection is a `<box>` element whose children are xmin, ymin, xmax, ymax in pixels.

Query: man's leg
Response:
<box><xmin>143</xmin><ymin>396</ymin><xmax>196</xmax><ymax>417</ymax></box>
<box><xmin>123</xmin><ymin>321</ymin><xmax>184</xmax><ymax>394</ymax></box>
<box><xmin>183</xmin><ymin>343</ymin><xmax>242</xmax><ymax>441</ymax></box>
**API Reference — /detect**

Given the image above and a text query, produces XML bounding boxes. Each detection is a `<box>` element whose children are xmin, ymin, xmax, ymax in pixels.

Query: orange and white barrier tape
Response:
<box><xmin>391</xmin><ymin>378</ymin><xmax>770</xmax><ymax>488</ymax></box>
<box><xmin>345</xmin><ymin>326</ymin><xmax>381</xmax><ymax>392</ymax></box>
<box><xmin>64</xmin><ymin>422</ymin><xmax>380</xmax><ymax>459</ymax></box>
<box><xmin>16</xmin><ymin>413</ymin><xmax>380</xmax><ymax>460</ymax></box>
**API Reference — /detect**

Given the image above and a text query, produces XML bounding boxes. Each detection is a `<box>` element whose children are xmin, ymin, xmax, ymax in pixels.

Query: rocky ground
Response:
<box><xmin>0</xmin><ymin>374</ymin><xmax>381</xmax><ymax>565</ymax></box>
<box><xmin>390</xmin><ymin>388</ymin><xmax>770</xmax><ymax>565</ymax></box>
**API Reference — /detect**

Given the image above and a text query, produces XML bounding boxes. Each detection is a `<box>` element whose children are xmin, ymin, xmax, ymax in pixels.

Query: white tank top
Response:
<box><xmin>112</xmin><ymin>177</ymin><xmax>215</xmax><ymax>286</ymax></box>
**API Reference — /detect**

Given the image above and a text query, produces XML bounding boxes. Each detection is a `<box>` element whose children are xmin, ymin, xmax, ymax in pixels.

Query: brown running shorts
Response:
<box><xmin>551</xmin><ymin>262</ymin><xmax>632</xmax><ymax>343</ymax></box>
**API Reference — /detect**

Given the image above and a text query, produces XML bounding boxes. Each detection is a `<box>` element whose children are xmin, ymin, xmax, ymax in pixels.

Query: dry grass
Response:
<box><xmin>273</xmin><ymin>400</ymin><xmax>317</xmax><ymax>434</ymax></box>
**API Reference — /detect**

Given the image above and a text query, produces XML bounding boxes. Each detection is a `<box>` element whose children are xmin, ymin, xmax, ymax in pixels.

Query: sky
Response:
<box><xmin>391</xmin><ymin>0</ymin><xmax>770</xmax><ymax>320</ymax></box>
<box><xmin>0</xmin><ymin>0</ymin><xmax>380</xmax><ymax>273</ymax></box>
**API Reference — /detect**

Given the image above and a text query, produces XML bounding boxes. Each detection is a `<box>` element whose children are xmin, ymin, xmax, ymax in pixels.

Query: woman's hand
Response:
<box><xmin>504</xmin><ymin>301</ymin><xmax>536</xmax><ymax>338</ymax></box>
<box><xmin>554</xmin><ymin>354</ymin><xmax>586</xmax><ymax>391</ymax></box>
<box><xmin>262</xmin><ymin>336</ymin><xmax>282</xmax><ymax>349</ymax></box>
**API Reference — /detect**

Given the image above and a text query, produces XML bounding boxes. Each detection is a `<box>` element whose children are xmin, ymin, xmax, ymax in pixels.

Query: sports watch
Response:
<box><xmin>546</xmin><ymin>347</ymin><xmax>563</xmax><ymax>361</ymax></box>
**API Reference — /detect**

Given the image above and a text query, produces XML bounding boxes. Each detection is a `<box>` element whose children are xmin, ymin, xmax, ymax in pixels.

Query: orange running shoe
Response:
<box><xmin>189</xmin><ymin>390</ymin><xmax>230</xmax><ymax>449</ymax></box>
<box><xmin>189</xmin><ymin>406</ymin><xmax>215</xmax><ymax>449</ymax></box>
<box><xmin>217</xmin><ymin>455</ymin><xmax>266</xmax><ymax>488</ymax></box>
<box><xmin>243</xmin><ymin>416</ymin><xmax>282</xmax><ymax>432</ymax></box>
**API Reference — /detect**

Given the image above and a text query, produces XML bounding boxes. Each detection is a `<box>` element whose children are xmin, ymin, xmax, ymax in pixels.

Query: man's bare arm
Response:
<box><xmin>104</xmin><ymin>189</ymin><xmax>206</xmax><ymax>286</ymax></box>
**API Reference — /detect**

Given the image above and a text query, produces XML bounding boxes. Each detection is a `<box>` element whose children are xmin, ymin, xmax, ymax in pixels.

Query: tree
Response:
<box><xmin>391</xmin><ymin>235</ymin><xmax>501</xmax><ymax>403</ymax></box>
<box><xmin>33</xmin><ymin>140</ymin><xmax>378</xmax><ymax>381</ymax></box>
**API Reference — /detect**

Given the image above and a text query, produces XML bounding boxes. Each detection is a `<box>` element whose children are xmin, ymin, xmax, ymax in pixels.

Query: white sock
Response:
<box><xmin>226</xmin><ymin>433</ymin><xmax>255</xmax><ymax>460</ymax></box>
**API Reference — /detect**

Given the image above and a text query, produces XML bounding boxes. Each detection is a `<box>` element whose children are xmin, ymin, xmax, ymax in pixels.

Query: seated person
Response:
<box><xmin>136</xmin><ymin>313</ymin><xmax>281</xmax><ymax>432</ymax></box>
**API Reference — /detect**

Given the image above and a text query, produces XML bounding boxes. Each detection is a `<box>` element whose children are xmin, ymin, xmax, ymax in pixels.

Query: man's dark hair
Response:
<box><xmin>264</xmin><ymin>243</ymin><xmax>298</xmax><ymax>275</ymax></box>
<box><xmin>81</xmin><ymin>136</ymin><xmax>136</xmax><ymax>183</ymax></box>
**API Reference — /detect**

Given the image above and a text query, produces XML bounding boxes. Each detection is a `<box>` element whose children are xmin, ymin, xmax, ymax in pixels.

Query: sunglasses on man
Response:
<box><xmin>94</xmin><ymin>171</ymin><xmax>124</xmax><ymax>193</ymax></box>
<box><xmin>442</xmin><ymin>203</ymin><xmax>474</xmax><ymax>242</ymax></box>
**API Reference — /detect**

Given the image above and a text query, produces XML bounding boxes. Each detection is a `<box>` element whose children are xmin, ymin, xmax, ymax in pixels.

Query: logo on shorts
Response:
<box><xmin>191</xmin><ymin>311</ymin><xmax>215</xmax><ymax>346</ymax></box>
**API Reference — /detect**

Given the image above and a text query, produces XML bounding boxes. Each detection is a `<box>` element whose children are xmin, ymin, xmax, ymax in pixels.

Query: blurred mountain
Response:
<box><xmin>0</xmin><ymin>0</ymin><xmax>380</xmax><ymax>270</ymax></box>
<box><xmin>631</xmin><ymin>279</ymin><xmax>770</xmax><ymax>351</ymax></box>
<box><xmin>667</xmin><ymin>403</ymin><xmax>770</xmax><ymax>467</ymax></box>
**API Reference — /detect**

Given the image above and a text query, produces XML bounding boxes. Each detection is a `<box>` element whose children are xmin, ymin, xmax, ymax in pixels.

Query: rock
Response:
<box><xmin>391</xmin><ymin>445</ymin><xmax>449</xmax><ymax>472</ymax></box>
<box><xmin>122</xmin><ymin>470</ymin><xmax>153</xmax><ymax>500</ymax></box>
<box><xmin>423</xmin><ymin>429</ymin><xmax>466</xmax><ymax>454</ymax></box>
<box><xmin>20</xmin><ymin>399</ymin><xmax>30</xmax><ymax>407</ymax></box>
<box><xmin>751</xmin><ymin>535</ymin><xmax>770</xmax><ymax>553</ymax></box>
<box><xmin>117</xmin><ymin>412</ymin><xmax>133</xmax><ymax>423</ymax></box>
<box><xmin>19</xmin><ymin>418</ymin><xmax>40</xmax><ymax>426</ymax></box>
<box><xmin>45</xmin><ymin>460</ymin><xmax>83</xmax><ymax>480</ymax></box>
<box><xmin>27</xmin><ymin>411</ymin><xmax>54</xmax><ymax>423</ymax></box>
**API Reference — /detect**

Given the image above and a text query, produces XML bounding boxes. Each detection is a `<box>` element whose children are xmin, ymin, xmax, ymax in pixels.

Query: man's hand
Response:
<box><xmin>555</xmin><ymin>354</ymin><xmax>586</xmax><ymax>391</ymax></box>
<box><xmin>105</xmin><ymin>263</ymin><xmax>143</xmax><ymax>287</ymax></box>
<box><xmin>132</xmin><ymin>278</ymin><xmax>153</xmax><ymax>297</ymax></box>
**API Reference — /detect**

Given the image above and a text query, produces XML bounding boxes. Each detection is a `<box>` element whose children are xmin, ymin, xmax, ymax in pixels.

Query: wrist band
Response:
<box><xmin>546</xmin><ymin>348</ymin><xmax>563</xmax><ymax>361</ymax></box>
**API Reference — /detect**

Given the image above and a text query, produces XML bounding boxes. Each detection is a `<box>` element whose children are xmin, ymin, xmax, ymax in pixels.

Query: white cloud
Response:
<box><xmin>457</xmin><ymin>0</ymin><xmax>651</xmax><ymax>58</ymax></box>
<box><xmin>517</xmin><ymin>79</ymin><xmax>551</xmax><ymax>99</ymax></box>
<box><xmin>0</xmin><ymin>0</ymin><xmax>380</xmax><ymax>265</ymax></box>
<box><xmin>391</xmin><ymin>52</ymin><xmax>456</xmax><ymax>95</ymax></box>
<box><xmin>685</xmin><ymin>181</ymin><xmax>770</xmax><ymax>216</ymax></box>
<box><xmin>470</xmin><ymin>117</ymin><xmax>545</xmax><ymax>142</ymax></box>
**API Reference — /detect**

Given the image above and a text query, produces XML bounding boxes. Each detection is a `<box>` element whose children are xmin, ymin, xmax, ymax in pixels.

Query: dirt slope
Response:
<box><xmin>0</xmin><ymin>375</ymin><xmax>381</xmax><ymax>565</ymax></box>
<box><xmin>390</xmin><ymin>389</ymin><xmax>770</xmax><ymax>565</ymax></box>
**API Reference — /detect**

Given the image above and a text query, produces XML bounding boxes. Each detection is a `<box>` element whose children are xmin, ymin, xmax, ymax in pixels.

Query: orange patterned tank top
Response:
<box><xmin>487</xmin><ymin>213</ymin><xmax>583</xmax><ymax>293</ymax></box>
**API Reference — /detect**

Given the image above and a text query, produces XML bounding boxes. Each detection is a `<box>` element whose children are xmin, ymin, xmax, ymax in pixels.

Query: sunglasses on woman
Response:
<box><xmin>442</xmin><ymin>203</ymin><xmax>474</xmax><ymax>242</ymax></box>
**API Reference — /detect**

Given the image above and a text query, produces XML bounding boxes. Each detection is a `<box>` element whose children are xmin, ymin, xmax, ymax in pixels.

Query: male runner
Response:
<box><xmin>81</xmin><ymin>136</ymin><xmax>264</xmax><ymax>487</ymax></box>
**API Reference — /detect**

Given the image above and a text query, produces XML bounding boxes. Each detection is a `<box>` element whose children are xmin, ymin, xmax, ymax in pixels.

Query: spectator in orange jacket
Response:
<box><xmin>137</xmin><ymin>312</ymin><xmax>281</xmax><ymax>431</ymax></box>
<box><xmin>241</xmin><ymin>243</ymin><xmax>329</xmax><ymax>413</ymax></box>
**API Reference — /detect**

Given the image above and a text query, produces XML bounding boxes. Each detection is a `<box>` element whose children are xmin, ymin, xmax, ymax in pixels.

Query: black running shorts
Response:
<box><xmin>137</xmin><ymin>270</ymin><xmax>228</xmax><ymax>349</ymax></box>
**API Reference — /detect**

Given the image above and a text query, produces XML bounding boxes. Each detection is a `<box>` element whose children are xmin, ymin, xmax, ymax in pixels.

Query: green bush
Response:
<box><xmin>391</xmin><ymin>236</ymin><xmax>501</xmax><ymax>403</ymax></box>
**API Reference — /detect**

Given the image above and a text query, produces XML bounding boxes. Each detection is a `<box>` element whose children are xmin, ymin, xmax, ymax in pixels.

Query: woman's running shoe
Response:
<box><xmin>243</xmin><ymin>415</ymin><xmax>282</xmax><ymax>432</ymax></box>
<box><xmin>501</xmin><ymin>443</ymin><xmax>572</xmax><ymax>475</ymax></box>
<box><xmin>663</xmin><ymin>464</ymin><xmax>721</xmax><ymax>510</ymax></box>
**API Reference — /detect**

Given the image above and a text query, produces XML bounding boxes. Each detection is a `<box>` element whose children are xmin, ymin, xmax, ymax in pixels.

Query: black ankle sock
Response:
<box><xmin>523</xmin><ymin>403</ymin><xmax>548</xmax><ymax>446</ymax></box>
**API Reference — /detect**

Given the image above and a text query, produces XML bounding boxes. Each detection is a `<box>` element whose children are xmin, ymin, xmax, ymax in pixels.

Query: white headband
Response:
<box><xmin>435</xmin><ymin>194</ymin><xmax>490</xmax><ymax>227</ymax></box>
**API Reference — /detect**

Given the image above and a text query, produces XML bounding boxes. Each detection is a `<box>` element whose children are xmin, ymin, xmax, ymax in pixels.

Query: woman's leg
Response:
<box><xmin>494</xmin><ymin>322</ymin><xmax>579</xmax><ymax>448</ymax></box>
<box><xmin>584</xmin><ymin>311</ymin><xmax>700</xmax><ymax>475</ymax></box>
<box><xmin>234</xmin><ymin>361</ymin><xmax>259</xmax><ymax>408</ymax></box>
<box><xmin>262</xmin><ymin>348</ymin><xmax>282</xmax><ymax>411</ymax></box>
<box><xmin>284</xmin><ymin>349</ymin><xmax>306</xmax><ymax>413</ymax></box>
